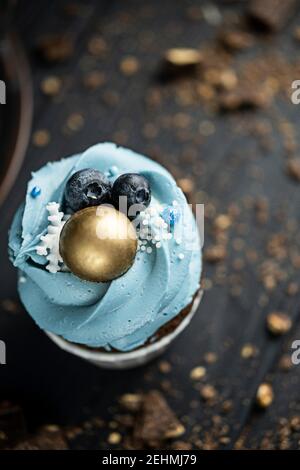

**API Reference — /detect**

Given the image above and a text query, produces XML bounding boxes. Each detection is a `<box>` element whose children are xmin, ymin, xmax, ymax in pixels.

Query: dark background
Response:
<box><xmin>1</xmin><ymin>0</ymin><xmax>300</xmax><ymax>450</ymax></box>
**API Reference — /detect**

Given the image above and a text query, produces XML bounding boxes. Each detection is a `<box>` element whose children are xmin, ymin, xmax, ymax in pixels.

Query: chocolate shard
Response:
<box><xmin>13</xmin><ymin>425</ymin><xmax>68</xmax><ymax>450</ymax></box>
<box><xmin>133</xmin><ymin>391</ymin><xmax>185</xmax><ymax>448</ymax></box>
<box><xmin>248</xmin><ymin>0</ymin><xmax>297</xmax><ymax>32</ymax></box>
<box><xmin>0</xmin><ymin>401</ymin><xmax>27</xmax><ymax>449</ymax></box>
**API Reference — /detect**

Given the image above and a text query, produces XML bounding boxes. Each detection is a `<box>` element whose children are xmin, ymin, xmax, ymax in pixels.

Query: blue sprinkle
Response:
<box><xmin>161</xmin><ymin>206</ymin><xmax>180</xmax><ymax>228</ymax></box>
<box><xmin>30</xmin><ymin>186</ymin><xmax>41</xmax><ymax>198</ymax></box>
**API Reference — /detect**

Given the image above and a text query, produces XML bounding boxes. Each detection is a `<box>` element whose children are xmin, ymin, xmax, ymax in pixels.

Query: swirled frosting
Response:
<box><xmin>8</xmin><ymin>143</ymin><xmax>202</xmax><ymax>351</ymax></box>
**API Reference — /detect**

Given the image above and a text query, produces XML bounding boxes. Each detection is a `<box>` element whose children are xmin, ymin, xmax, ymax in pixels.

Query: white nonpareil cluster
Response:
<box><xmin>137</xmin><ymin>204</ymin><xmax>165</xmax><ymax>254</ymax></box>
<box><xmin>136</xmin><ymin>201</ymin><xmax>185</xmax><ymax>260</ymax></box>
<box><xmin>36</xmin><ymin>202</ymin><xmax>65</xmax><ymax>273</ymax></box>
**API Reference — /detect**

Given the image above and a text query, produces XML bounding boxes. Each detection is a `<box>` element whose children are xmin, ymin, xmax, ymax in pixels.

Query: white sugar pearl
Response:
<box><xmin>141</xmin><ymin>245</ymin><xmax>146</xmax><ymax>251</ymax></box>
<box><xmin>142</xmin><ymin>219</ymin><xmax>148</xmax><ymax>225</ymax></box>
<box><xmin>109</xmin><ymin>165</ymin><xmax>119</xmax><ymax>176</ymax></box>
<box><xmin>175</xmin><ymin>238</ymin><xmax>182</xmax><ymax>245</ymax></box>
<box><xmin>146</xmin><ymin>247</ymin><xmax>152</xmax><ymax>254</ymax></box>
<box><xmin>178</xmin><ymin>253</ymin><xmax>185</xmax><ymax>260</ymax></box>
<box><xmin>156</xmin><ymin>242</ymin><xmax>162</xmax><ymax>248</ymax></box>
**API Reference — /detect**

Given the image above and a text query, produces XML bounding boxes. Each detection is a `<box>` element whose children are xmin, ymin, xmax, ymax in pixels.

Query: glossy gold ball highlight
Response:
<box><xmin>59</xmin><ymin>205</ymin><xmax>137</xmax><ymax>282</ymax></box>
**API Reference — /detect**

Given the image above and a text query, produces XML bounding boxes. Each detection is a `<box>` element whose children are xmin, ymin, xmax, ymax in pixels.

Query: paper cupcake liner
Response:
<box><xmin>46</xmin><ymin>290</ymin><xmax>203</xmax><ymax>370</ymax></box>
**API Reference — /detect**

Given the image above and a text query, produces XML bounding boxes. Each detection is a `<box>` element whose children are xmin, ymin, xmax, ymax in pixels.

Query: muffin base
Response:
<box><xmin>46</xmin><ymin>289</ymin><xmax>203</xmax><ymax>369</ymax></box>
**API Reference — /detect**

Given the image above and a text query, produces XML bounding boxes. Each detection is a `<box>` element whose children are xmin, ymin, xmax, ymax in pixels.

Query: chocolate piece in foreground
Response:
<box><xmin>133</xmin><ymin>391</ymin><xmax>185</xmax><ymax>448</ymax></box>
<box><xmin>13</xmin><ymin>425</ymin><xmax>68</xmax><ymax>450</ymax></box>
<box><xmin>0</xmin><ymin>401</ymin><xmax>27</xmax><ymax>449</ymax></box>
<box><xmin>248</xmin><ymin>0</ymin><xmax>297</xmax><ymax>32</ymax></box>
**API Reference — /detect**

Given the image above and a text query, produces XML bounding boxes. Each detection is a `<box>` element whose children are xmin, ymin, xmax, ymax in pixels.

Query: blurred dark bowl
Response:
<box><xmin>0</xmin><ymin>32</ymin><xmax>33</xmax><ymax>207</ymax></box>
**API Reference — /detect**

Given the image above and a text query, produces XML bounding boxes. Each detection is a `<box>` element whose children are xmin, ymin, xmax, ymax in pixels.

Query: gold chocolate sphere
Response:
<box><xmin>59</xmin><ymin>205</ymin><xmax>137</xmax><ymax>282</ymax></box>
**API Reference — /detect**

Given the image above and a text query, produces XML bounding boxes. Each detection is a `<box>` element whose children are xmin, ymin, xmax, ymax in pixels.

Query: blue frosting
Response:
<box><xmin>8</xmin><ymin>143</ymin><xmax>202</xmax><ymax>351</ymax></box>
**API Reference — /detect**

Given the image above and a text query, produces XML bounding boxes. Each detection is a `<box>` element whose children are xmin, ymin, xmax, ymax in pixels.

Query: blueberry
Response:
<box><xmin>64</xmin><ymin>169</ymin><xmax>112</xmax><ymax>212</ymax></box>
<box><xmin>111</xmin><ymin>173</ymin><xmax>151</xmax><ymax>219</ymax></box>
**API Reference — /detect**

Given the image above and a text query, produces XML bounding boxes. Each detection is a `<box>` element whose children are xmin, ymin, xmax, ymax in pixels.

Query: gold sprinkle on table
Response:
<box><xmin>266</xmin><ymin>312</ymin><xmax>292</xmax><ymax>335</ymax></box>
<box><xmin>190</xmin><ymin>366</ymin><xmax>206</xmax><ymax>380</ymax></box>
<box><xmin>256</xmin><ymin>383</ymin><xmax>274</xmax><ymax>409</ymax></box>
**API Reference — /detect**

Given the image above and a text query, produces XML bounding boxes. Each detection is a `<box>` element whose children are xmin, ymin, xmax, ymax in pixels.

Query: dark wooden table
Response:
<box><xmin>1</xmin><ymin>0</ymin><xmax>300</xmax><ymax>450</ymax></box>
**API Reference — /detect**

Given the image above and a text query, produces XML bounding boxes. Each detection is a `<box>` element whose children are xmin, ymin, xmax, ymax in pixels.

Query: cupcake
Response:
<box><xmin>8</xmin><ymin>143</ymin><xmax>202</xmax><ymax>368</ymax></box>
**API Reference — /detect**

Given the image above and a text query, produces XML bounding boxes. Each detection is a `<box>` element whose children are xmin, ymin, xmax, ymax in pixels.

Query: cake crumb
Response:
<box><xmin>266</xmin><ymin>312</ymin><xmax>292</xmax><ymax>335</ymax></box>
<box><xmin>287</xmin><ymin>158</ymin><xmax>300</xmax><ymax>182</ymax></box>
<box><xmin>87</xmin><ymin>35</ymin><xmax>107</xmax><ymax>57</ymax></box>
<box><xmin>290</xmin><ymin>416</ymin><xmax>300</xmax><ymax>432</ymax></box>
<box><xmin>158</xmin><ymin>361</ymin><xmax>172</xmax><ymax>373</ymax></box>
<box><xmin>164</xmin><ymin>48</ymin><xmax>202</xmax><ymax>67</ymax></box>
<box><xmin>278</xmin><ymin>354</ymin><xmax>293</xmax><ymax>371</ymax></box>
<box><xmin>214</xmin><ymin>214</ymin><xmax>231</xmax><ymax>231</ymax></box>
<box><xmin>83</xmin><ymin>71</ymin><xmax>106</xmax><ymax>90</ymax></box>
<box><xmin>37</xmin><ymin>34</ymin><xmax>74</xmax><ymax>62</ymax></box>
<box><xmin>204</xmin><ymin>352</ymin><xmax>218</xmax><ymax>364</ymax></box>
<box><xmin>32</xmin><ymin>130</ymin><xmax>50</xmax><ymax>147</ymax></box>
<box><xmin>200</xmin><ymin>385</ymin><xmax>217</xmax><ymax>401</ymax></box>
<box><xmin>66</xmin><ymin>113</ymin><xmax>84</xmax><ymax>132</ymax></box>
<box><xmin>204</xmin><ymin>245</ymin><xmax>226</xmax><ymax>263</ymax></box>
<box><xmin>190</xmin><ymin>366</ymin><xmax>206</xmax><ymax>380</ymax></box>
<box><xmin>177</xmin><ymin>178</ymin><xmax>194</xmax><ymax>195</ymax></box>
<box><xmin>164</xmin><ymin>424</ymin><xmax>185</xmax><ymax>439</ymax></box>
<box><xmin>240</xmin><ymin>343</ymin><xmax>258</xmax><ymax>359</ymax></box>
<box><xmin>40</xmin><ymin>76</ymin><xmax>62</xmax><ymax>96</ymax></box>
<box><xmin>256</xmin><ymin>383</ymin><xmax>274</xmax><ymax>408</ymax></box>
<box><xmin>119</xmin><ymin>394</ymin><xmax>142</xmax><ymax>412</ymax></box>
<box><xmin>108</xmin><ymin>432</ymin><xmax>122</xmax><ymax>445</ymax></box>
<box><xmin>219</xmin><ymin>30</ymin><xmax>254</xmax><ymax>51</ymax></box>
<box><xmin>120</xmin><ymin>56</ymin><xmax>140</xmax><ymax>76</ymax></box>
